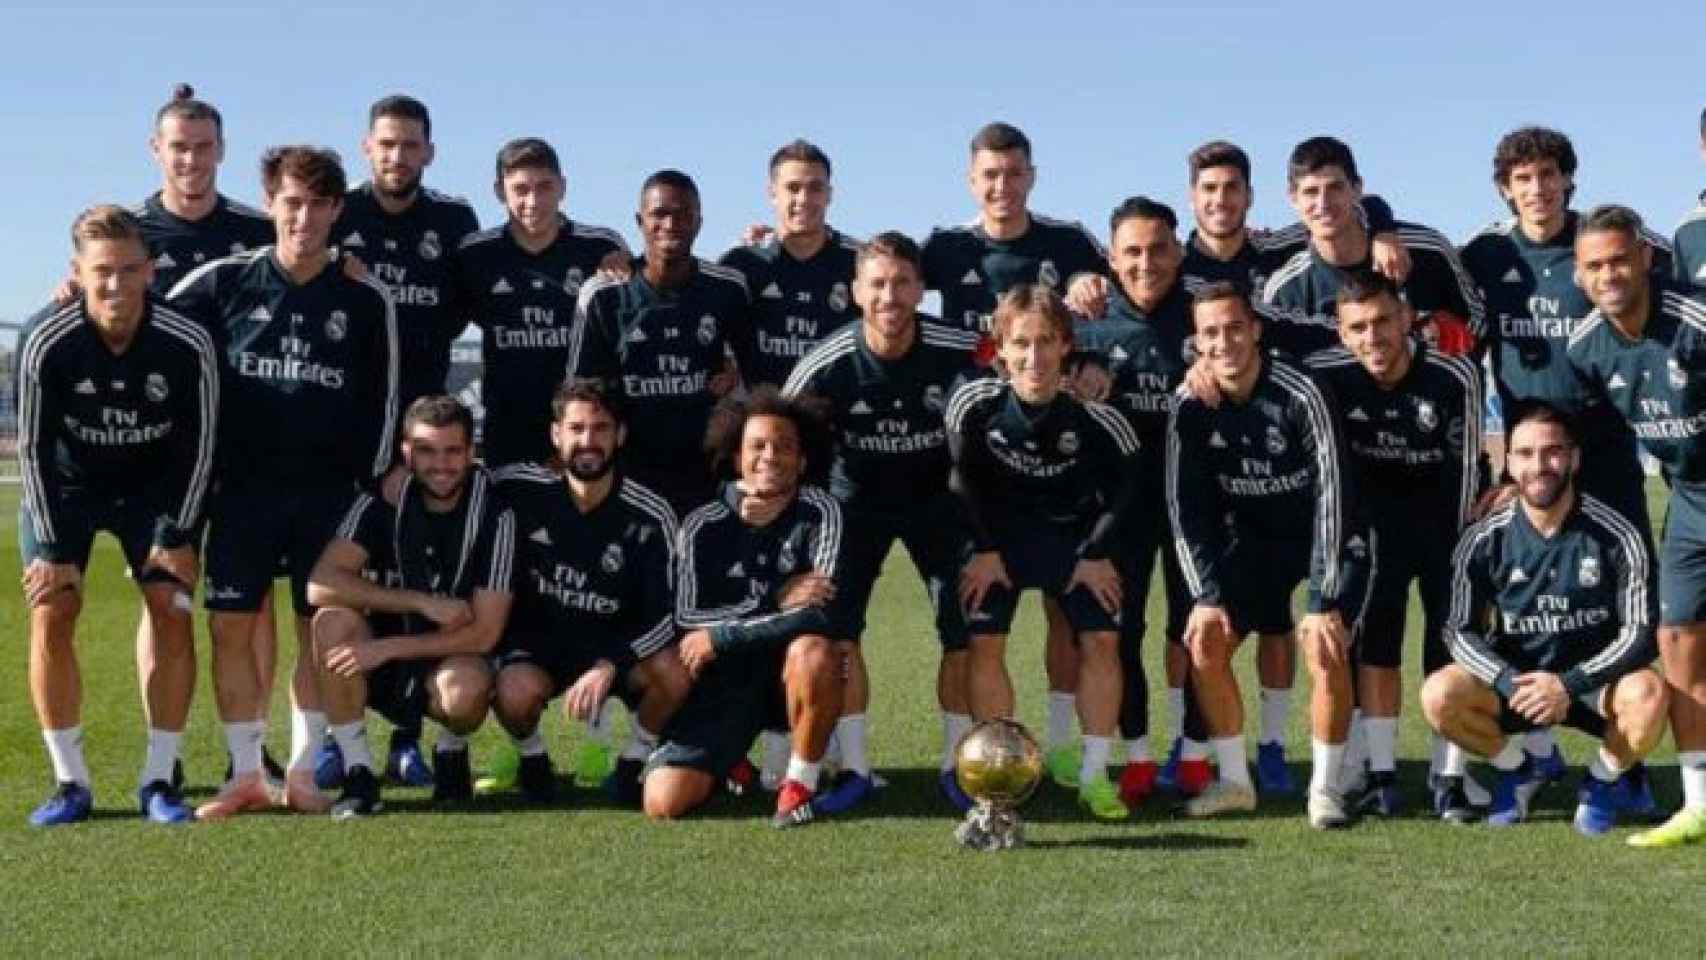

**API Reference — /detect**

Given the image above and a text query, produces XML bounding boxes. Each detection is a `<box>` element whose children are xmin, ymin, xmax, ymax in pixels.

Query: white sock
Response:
<box><xmin>1439</xmin><ymin>740</ymin><xmax>1469</xmax><ymax>778</ymax></box>
<box><xmin>587</xmin><ymin>698</ymin><xmax>618</xmax><ymax>746</ymax></box>
<box><xmin>1181</xmin><ymin>738</ymin><xmax>1209</xmax><ymax>761</ymax></box>
<box><xmin>43</xmin><ymin>727</ymin><xmax>90</xmax><ymax>787</ymax></box>
<box><xmin>761</xmin><ymin>730</ymin><xmax>791</xmax><ymax>786</ymax></box>
<box><xmin>436</xmin><ymin>731</ymin><xmax>468</xmax><ymax>753</ymax></box>
<box><xmin>835</xmin><ymin>715</ymin><xmax>871</xmax><ymax>777</ymax></box>
<box><xmin>785</xmin><ymin>754</ymin><xmax>820</xmax><ymax>791</ymax></box>
<box><xmin>1491</xmin><ymin>738</ymin><xmax>1526</xmax><ymax>771</ymax></box>
<box><xmin>1587</xmin><ymin>747</ymin><xmax>1626</xmax><ymax>783</ymax></box>
<box><xmin>621</xmin><ymin>722</ymin><xmax>659</xmax><ymax>762</ymax></box>
<box><xmin>941</xmin><ymin>712</ymin><xmax>972</xmax><ymax>772</ymax></box>
<box><xmin>140</xmin><ymin>728</ymin><xmax>180</xmax><ymax>788</ymax></box>
<box><xmin>1524</xmin><ymin>728</ymin><xmax>1557</xmax><ymax>757</ymax></box>
<box><xmin>1079</xmin><ymin>735</ymin><xmax>1112</xmax><ymax>784</ymax></box>
<box><xmin>224</xmin><ymin>720</ymin><xmax>266</xmax><ymax>778</ymax></box>
<box><xmin>1679</xmin><ymin>752</ymin><xmax>1706</xmax><ymax>809</ymax></box>
<box><xmin>1310</xmin><ymin>739</ymin><xmax>1345</xmax><ymax>794</ymax></box>
<box><xmin>514</xmin><ymin>730</ymin><xmax>546</xmax><ymax>757</ymax></box>
<box><xmin>1045</xmin><ymin>692</ymin><xmax>1076</xmax><ymax>748</ymax></box>
<box><xmin>1365</xmin><ymin>717</ymin><xmax>1398</xmax><ymax>774</ymax></box>
<box><xmin>1166</xmin><ymin>687</ymin><xmax>1185</xmax><ymax>741</ymax></box>
<box><xmin>1212</xmin><ymin>736</ymin><xmax>1251</xmax><ymax>788</ymax></box>
<box><xmin>1126</xmin><ymin>734</ymin><xmax>1151</xmax><ymax>764</ymax></box>
<box><xmin>1258</xmin><ymin>687</ymin><xmax>1291</xmax><ymax>745</ymax></box>
<box><xmin>330</xmin><ymin>720</ymin><xmax>374</xmax><ymax>772</ymax></box>
<box><xmin>288</xmin><ymin>708</ymin><xmax>327</xmax><ymax>773</ymax></box>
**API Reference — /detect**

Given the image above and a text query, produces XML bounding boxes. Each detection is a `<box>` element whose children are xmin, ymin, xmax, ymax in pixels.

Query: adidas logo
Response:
<box><xmin>1108</xmin><ymin>345</ymin><xmax>1128</xmax><ymax>362</ymax></box>
<box><xmin>155</xmin><ymin>252</ymin><xmax>176</xmax><ymax>269</ymax></box>
<box><xmin>344</xmin><ymin>232</ymin><xmax>365</xmax><ymax>248</ymax></box>
<box><xmin>1510</xmin><ymin>567</ymin><xmax>1529</xmax><ymax>583</ymax></box>
<box><xmin>961</xmin><ymin>269</ymin><xmax>981</xmax><ymax>285</ymax></box>
<box><xmin>761</xmin><ymin>282</ymin><xmax>783</xmax><ymax>300</ymax></box>
<box><xmin>1209</xmin><ymin>431</ymin><xmax>1227</xmax><ymax>448</ymax></box>
<box><xmin>727</xmin><ymin>561</ymin><xmax>746</xmax><ymax>577</ymax></box>
<box><xmin>1347</xmin><ymin>535</ymin><xmax>1367</xmax><ymax>551</ymax></box>
<box><xmin>849</xmin><ymin>400</ymin><xmax>873</xmax><ymax>414</ymax></box>
<box><xmin>1348</xmin><ymin>407</ymin><xmax>1369</xmax><ymax>421</ymax></box>
<box><xmin>627</xmin><ymin>327</ymin><xmax>648</xmax><ymax>344</ymax></box>
<box><xmin>491</xmin><ymin>278</ymin><xmax>513</xmax><ymax>295</ymax></box>
<box><xmin>74</xmin><ymin>378</ymin><xmax>96</xmax><ymax>395</ymax></box>
<box><xmin>1502</xmin><ymin>267</ymin><xmax>1521</xmax><ymax>283</ymax></box>
<box><xmin>247</xmin><ymin>305</ymin><xmax>271</xmax><ymax>322</ymax></box>
<box><xmin>529</xmin><ymin>528</ymin><xmax>552</xmax><ymax>546</ymax></box>
<box><xmin>1608</xmin><ymin>373</ymin><xmax>1628</xmax><ymax>390</ymax></box>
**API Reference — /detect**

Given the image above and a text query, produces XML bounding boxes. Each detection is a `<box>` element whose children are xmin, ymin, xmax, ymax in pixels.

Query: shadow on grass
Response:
<box><xmin>1025</xmin><ymin>832</ymin><xmax>1250</xmax><ymax>851</ymax></box>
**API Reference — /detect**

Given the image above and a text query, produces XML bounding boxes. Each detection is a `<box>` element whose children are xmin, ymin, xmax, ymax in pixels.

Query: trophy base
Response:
<box><xmin>955</xmin><ymin>803</ymin><xmax>1025</xmax><ymax>851</ymax></box>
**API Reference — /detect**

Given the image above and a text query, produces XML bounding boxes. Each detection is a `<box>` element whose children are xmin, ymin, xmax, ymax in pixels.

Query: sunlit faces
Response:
<box><xmin>1500</xmin><ymin>159</ymin><xmax>1570</xmax><ymax>233</ymax></box>
<box><xmin>267</xmin><ymin>174</ymin><xmax>343</xmax><ymax>262</ymax></box>
<box><xmin>1575</xmin><ymin>228</ymin><xmax>1652</xmax><ymax>321</ymax></box>
<box><xmin>73</xmin><ymin>236</ymin><xmax>153</xmax><ymax>329</ymax></box>
<box><xmin>364</xmin><ymin>117</ymin><xmax>434</xmax><ymax>201</ymax></box>
<box><xmin>738</xmin><ymin>413</ymin><xmax>804</xmax><ymax>498</ymax></box>
<box><xmin>1336</xmin><ymin>293</ymin><xmax>1412</xmax><ymax>385</ymax></box>
<box><xmin>968</xmin><ymin>148</ymin><xmax>1034</xmax><ymax>225</ymax></box>
<box><xmin>1506</xmin><ymin>416</ymin><xmax>1578</xmax><ymax>511</ymax></box>
<box><xmin>151</xmin><ymin>117</ymin><xmax>223</xmax><ymax>202</ymax></box>
<box><xmin>403</xmin><ymin>421</ymin><xmax>475</xmax><ymax>502</ymax></box>
<box><xmin>1191</xmin><ymin>165</ymin><xmax>1251</xmax><ymax>240</ymax></box>
<box><xmin>996</xmin><ymin>310</ymin><xmax>1069</xmax><ymax>403</ymax></box>
<box><xmin>500</xmin><ymin>166</ymin><xmax>563</xmax><ymax>239</ymax></box>
<box><xmin>1289</xmin><ymin>166</ymin><xmax>1361</xmax><ymax>241</ymax></box>
<box><xmin>551</xmin><ymin>400</ymin><xmax>624</xmax><ymax>483</ymax></box>
<box><xmin>853</xmin><ymin>253</ymin><xmax>923</xmax><ymax>343</ymax></box>
<box><xmin>1110</xmin><ymin>216</ymin><xmax>1183</xmax><ymax>306</ymax></box>
<box><xmin>1191</xmin><ymin>297</ymin><xmax>1261</xmax><ymax>383</ymax></box>
<box><xmin>638</xmin><ymin>184</ymin><xmax>701</xmax><ymax>262</ymax></box>
<box><xmin>768</xmin><ymin>160</ymin><xmax>830</xmax><ymax>238</ymax></box>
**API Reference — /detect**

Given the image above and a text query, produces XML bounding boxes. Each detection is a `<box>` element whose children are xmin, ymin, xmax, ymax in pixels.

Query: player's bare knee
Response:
<box><xmin>1419</xmin><ymin>669</ymin><xmax>1464</xmax><ymax>726</ymax></box>
<box><xmin>433</xmin><ymin>660</ymin><xmax>493</xmax><ymax>731</ymax></box>
<box><xmin>310</xmin><ymin>607</ymin><xmax>362</xmax><ymax>651</ymax></box>
<box><xmin>643</xmin><ymin>771</ymin><xmax>710</xmax><ymax>820</ymax></box>
<box><xmin>786</xmin><ymin>634</ymin><xmax>835</xmax><ymax>682</ymax></box>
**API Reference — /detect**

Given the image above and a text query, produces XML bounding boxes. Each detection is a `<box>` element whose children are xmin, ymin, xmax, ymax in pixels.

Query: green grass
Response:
<box><xmin>0</xmin><ymin>481</ymin><xmax>1696</xmax><ymax>957</ymax></box>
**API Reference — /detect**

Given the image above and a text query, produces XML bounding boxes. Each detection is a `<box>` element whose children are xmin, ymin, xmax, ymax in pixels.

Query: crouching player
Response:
<box><xmin>643</xmin><ymin>387</ymin><xmax>845</xmax><ymax>826</ymax></box>
<box><xmin>1424</xmin><ymin>402</ymin><xmax>1666</xmax><ymax>836</ymax></box>
<box><xmin>306</xmin><ymin>396</ymin><xmax>515</xmax><ymax>816</ymax></box>
<box><xmin>945</xmin><ymin>285</ymin><xmax>1141</xmax><ymax>819</ymax></box>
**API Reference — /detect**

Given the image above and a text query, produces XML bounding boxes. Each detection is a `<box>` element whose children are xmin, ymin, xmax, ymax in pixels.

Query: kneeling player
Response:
<box><xmin>307</xmin><ymin>397</ymin><xmax>514</xmax><ymax>816</ymax></box>
<box><xmin>946</xmin><ymin>285</ymin><xmax>1141</xmax><ymax>820</ymax></box>
<box><xmin>643</xmin><ymin>388</ymin><xmax>845</xmax><ymax>826</ymax></box>
<box><xmin>488</xmin><ymin>382</ymin><xmax>689</xmax><ymax>804</ymax></box>
<box><xmin>1424</xmin><ymin>402</ymin><xmax>1666</xmax><ymax>836</ymax></box>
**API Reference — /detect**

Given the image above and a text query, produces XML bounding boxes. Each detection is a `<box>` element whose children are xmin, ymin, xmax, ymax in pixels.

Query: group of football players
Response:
<box><xmin>18</xmin><ymin>84</ymin><xmax>1706</xmax><ymax>847</ymax></box>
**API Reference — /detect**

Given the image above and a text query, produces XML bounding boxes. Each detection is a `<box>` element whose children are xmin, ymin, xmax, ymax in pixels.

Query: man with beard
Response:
<box><xmin>485</xmin><ymin>382</ymin><xmax>688</xmax><ymax>803</ymax></box>
<box><xmin>306</xmin><ymin>397</ymin><xmax>514</xmax><ymax>816</ymax></box>
<box><xmin>1425</xmin><ymin>402</ymin><xmax>1665</xmax><ymax>836</ymax></box>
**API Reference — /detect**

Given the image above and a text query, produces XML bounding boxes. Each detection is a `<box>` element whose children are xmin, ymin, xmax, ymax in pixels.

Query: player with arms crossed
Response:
<box><xmin>18</xmin><ymin>205</ymin><xmax>217</xmax><ymax>825</ymax></box>
<box><xmin>307</xmin><ymin>396</ymin><xmax>514</xmax><ymax>816</ymax></box>
<box><xmin>1425</xmin><ymin>402</ymin><xmax>1665</xmax><ymax>836</ymax></box>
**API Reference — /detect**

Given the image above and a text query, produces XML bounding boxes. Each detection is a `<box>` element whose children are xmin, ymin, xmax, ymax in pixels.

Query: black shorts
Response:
<box><xmin>1660</xmin><ymin>479</ymin><xmax>1706</xmax><ymax>626</ymax></box>
<box><xmin>649</xmin><ymin>648</ymin><xmax>789</xmax><ymax>778</ymax></box>
<box><xmin>204</xmin><ymin>480</ymin><xmax>351</xmax><ymax>615</ymax></box>
<box><xmin>18</xmin><ymin>492</ymin><xmax>193</xmax><ymax>590</ymax></box>
<box><xmin>963</xmin><ymin>525</ymin><xmax>1120</xmax><ymax>637</ymax></box>
<box><xmin>1496</xmin><ymin>684</ymin><xmax>1608</xmax><ymax>739</ymax></box>
<box><xmin>830</xmin><ymin>496</ymin><xmax>970</xmax><ymax>650</ymax></box>
<box><xmin>1354</xmin><ymin>522</ymin><xmax>1454</xmax><ymax>673</ymax></box>
<box><xmin>366</xmin><ymin>657</ymin><xmax>442</xmax><ymax>729</ymax></box>
<box><xmin>489</xmin><ymin>636</ymin><xmax>643</xmax><ymax>710</ymax></box>
<box><xmin>1123</xmin><ymin>489</ymin><xmax>1191</xmax><ymax>649</ymax></box>
<box><xmin>1221</xmin><ymin>537</ymin><xmax>1311</xmax><ymax>637</ymax></box>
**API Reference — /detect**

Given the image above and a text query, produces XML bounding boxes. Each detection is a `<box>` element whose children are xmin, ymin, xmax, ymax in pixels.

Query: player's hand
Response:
<box><xmin>741</xmin><ymin>223</ymin><xmax>775</xmax><ymax>247</ymax></box>
<box><xmin>1183</xmin><ymin>603</ymin><xmax>1233</xmax><ymax>662</ymax></box>
<box><xmin>1070</xmin><ymin>361</ymin><xmax>1112</xmax><ymax>403</ymax></box>
<box><xmin>22</xmin><ymin>560</ymin><xmax>82</xmax><ymax>607</ymax></box>
<box><xmin>1067</xmin><ymin>558</ymin><xmax>1122</xmax><ymax>614</ymax></box>
<box><xmin>1473</xmin><ymin>483</ymin><xmax>1517</xmax><ymax>520</ymax></box>
<box><xmin>52</xmin><ymin>275</ymin><xmax>80</xmax><ymax>306</ymax></box>
<box><xmin>709</xmin><ymin>355</ymin><xmax>740</xmax><ymax>398</ymax></box>
<box><xmin>323</xmin><ymin>640</ymin><xmax>388</xmax><ymax>678</ymax></box>
<box><xmin>1181</xmin><ymin>355</ymin><xmax>1223</xmax><ymax>408</ymax></box>
<box><xmin>1299</xmin><ymin>611</ymin><xmax>1349</xmax><ymax>668</ymax></box>
<box><xmin>143</xmin><ymin>545</ymin><xmax>198</xmax><ymax>589</ymax></box>
<box><xmin>1065</xmin><ymin>273</ymin><xmax>1110</xmax><ymax>319</ymax></box>
<box><xmin>380</xmin><ymin>464</ymin><xmax>408</xmax><ymax>504</ymax></box>
<box><xmin>563</xmin><ymin>659</ymin><xmax>617</xmax><ymax>722</ymax></box>
<box><xmin>678</xmin><ymin>628</ymin><xmax>717</xmax><ymax>678</ymax></box>
<box><xmin>596</xmin><ymin>249</ymin><xmax>634</xmax><ymax>280</ymax></box>
<box><xmin>735</xmin><ymin>480</ymin><xmax>789</xmax><ymax>526</ymax></box>
<box><xmin>1370</xmin><ymin>232</ymin><xmax>1411</xmax><ymax>286</ymax></box>
<box><xmin>340</xmin><ymin>252</ymin><xmax>370</xmax><ymax>282</ymax></box>
<box><xmin>778</xmin><ymin>572</ymin><xmax>835</xmax><ymax>610</ymax></box>
<box><xmin>1510</xmin><ymin>672</ymin><xmax>1570</xmax><ymax>724</ymax></box>
<box><xmin>417</xmin><ymin>594</ymin><xmax>474</xmax><ymax>628</ymax></box>
<box><xmin>958</xmin><ymin>551</ymin><xmax>1012</xmax><ymax>617</ymax></box>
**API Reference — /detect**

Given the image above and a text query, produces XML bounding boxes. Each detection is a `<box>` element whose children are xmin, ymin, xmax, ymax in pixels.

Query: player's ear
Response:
<box><xmin>1636</xmin><ymin>239</ymin><xmax>1653</xmax><ymax>274</ymax></box>
<box><xmin>492</xmin><ymin>179</ymin><xmax>505</xmax><ymax>204</ymax></box>
<box><xmin>422</xmin><ymin>141</ymin><xmax>436</xmax><ymax>169</ymax></box>
<box><xmin>615</xmin><ymin>423</ymin><xmax>627</xmax><ymax>449</ymax></box>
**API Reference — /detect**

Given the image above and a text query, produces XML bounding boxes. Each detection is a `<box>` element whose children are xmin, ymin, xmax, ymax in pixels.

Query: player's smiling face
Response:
<box><xmin>1507</xmin><ymin>418</ymin><xmax>1577</xmax><ymax>511</ymax></box>
<box><xmin>638</xmin><ymin>184</ymin><xmax>701</xmax><ymax>263</ymax></box>
<box><xmin>552</xmin><ymin>400</ymin><xmax>623</xmax><ymax>482</ymax></box>
<box><xmin>997</xmin><ymin>310</ymin><xmax>1068</xmax><ymax>403</ymax></box>
<box><xmin>854</xmin><ymin>252</ymin><xmax>922</xmax><ymax>341</ymax></box>
<box><xmin>1192</xmin><ymin>297</ymin><xmax>1260</xmax><ymax>382</ymax></box>
<box><xmin>1574</xmin><ymin>227</ymin><xmax>1652</xmax><ymax>320</ymax></box>
<box><xmin>403</xmin><ymin>422</ymin><xmax>474</xmax><ymax>503</ymax></box>
<box><xmin>267</xmin><ymin>175</ymin><xmax>342</xmax><ymax>261</ymax></box>
<box><xmin>364</xmin><ymin>117</ymin><xmax>433</xmax><ymax>200</ymax></box>
<box><xmin>501</xmin><ymin>166</ymin><xmax>563</xmax><ymax>237</ymax></box>
<box><xmin>1500</xmin><ymin>159</ymin><xmax>1569</xmax><ymax>231</ymax></box>
<box><xmin>768</xmin><ymin>160</ymin><xmax>830</xmax><ymax>238</ymax></box>
<box><xmin>1289</xmin><ymin>167</ymin><xmax>1360</xmax><ymax>240</ymax></box>
<box><xmin>151</xmin><ymin>117</ymin><xmax>223</xmax><ymax>201</ymax></box>
<box><xmin>74</xmin><ymin>236</ymin><xmax>153</xmax><ymax>330</ymax></box>
<box><xmin>969</xmin><ymin>148</ymin><xmax>1034</xmax><ymax>224</ymax></box>
<box><xmin>1191</xmin><ymin>166</ymin><xmax>1250</xmax><ymax>239</ymax></box>
<box><xmin>739</xmin><ymin>414</ymin><xmax>804</xmax><ymax>498</ymax></box>
<box><xmin>1337</xmin><ymin>293</ymin><xmax>1411</xmax><ymax>384</ymax></box>
<box><xmin>1110</xmin><ymin>215</ymin><xmax>1182</xmax><ymax>306</ymax></box>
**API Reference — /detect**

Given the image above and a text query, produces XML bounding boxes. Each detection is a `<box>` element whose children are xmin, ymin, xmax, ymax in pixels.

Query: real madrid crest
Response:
<box><xmin>924</xmin><ymin>385</ymin><xmax>946</xmax><ymax>413</ymax></box>
<box><xmin>564</xmin><ymin>267</ymin><xmax>585</xmax><ymax>294</ymax></box>
<box><xmin>601</xmin><ymin>542</ymin><xmax>624</xmax><ymax>574</ymax></box>
<box><xmin>1579</xmin><ymin>555</ymin><xmax>1601</xmax><ymax>588</ymax></box>
<box><xmin>1057</xmin><ymin>429</ymin><xmax>1080</xmax><ymax>455</ymax></box>
<box><xmin>1037</xmin><ymin>260</ymin><xmax>1060</xmax><ymax>288</ymax></box>
<box><xmin>778</xmin><ymin>540</ymin><xmax>797</xmax><ymax>575</ymax></box>
<box><xmin>829</xmin><ymin>282</ymin><xmax>850</xmax><ymax>313</ymax></box>
<box><xmin>145</xmin><ymin>372</ymin><xmax>169</xmax><ymax>402</ymax></box>
<box><xmin>325</xmin><ymin>310</ymin><xmax>348</xmax><ymax>342</ymax></box>
<box><xmin>1668</xmin><ymin>356</ymin><xmax>1687</xmax><ymax>389</ymax></box>
<box><xmin>419</xmin><ymin>230</ymin><xmax>441</xmax><ymax>261</ymax></box>
<box><xmin>1415</xmin><ymin>399</ymin><xmax>1438</xmax><ymax>432</ymax></box>
<box><xmin>697</xmin><ymin>314</ymin><xmax>718</xmax><ymax>345</ymax></box>
<box><xmin>1265</xmin><ymin>424</ymin><xmax>1287</xmax><ymax>455</ymax></box>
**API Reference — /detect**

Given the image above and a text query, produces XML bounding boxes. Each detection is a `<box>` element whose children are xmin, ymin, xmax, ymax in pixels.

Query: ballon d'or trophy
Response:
<box><xmin>953</xmin><ymin>719</ymin><xmax>1043</xmax><ymax>850</ymax></box>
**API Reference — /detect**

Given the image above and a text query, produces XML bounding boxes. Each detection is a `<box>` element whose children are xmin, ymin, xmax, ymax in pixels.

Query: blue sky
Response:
<box><xmin>2</xmin><ymin>1</ymin><xmax>1702</xmax><ymax>329</ymax></box>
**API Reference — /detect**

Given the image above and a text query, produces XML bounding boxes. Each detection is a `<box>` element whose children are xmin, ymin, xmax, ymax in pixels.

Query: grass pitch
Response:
<box><xmin>0</xmin><ymin>482</ymin><xmax>1697</xmax><ymax>957</ymax></box>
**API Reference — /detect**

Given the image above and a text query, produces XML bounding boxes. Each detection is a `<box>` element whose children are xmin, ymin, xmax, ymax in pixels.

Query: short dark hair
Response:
<box><xmin>260</xmin><ymin>146</ymin><xmax>346</xmax><ymax>199</ymax></box>
<box><xmin>402</xmin><ymin>395</ymin><xmax>474</xmax><ymax>444</ymax></box>
<box><xmin>1288</xmin><ymin>136</ymin><xmax>1360</xmax><ymax>189</ymax></box>
<box><xmin>703</xmin><ymin>385</ymin><xmax>832</xmax><ymax>485</ymax></box>
<box><xmin>1189</xmin><ymin>281</ymin><xmax>1257</xmax><ymax>327</ymax></box>
<box><xmin>640</xmin><ymin>168</ymin><xmax>700</xmax><ymax>205</ymax></box>
<box><xmin>1109</xmin><ymin>195</ymin><xmax>1178</xmax><ymax>235</ymax></box>
<box><xmin>495</xmin><ymin>138</ymin><xmax>560</xmax><ymax>181</ymax></box>
<box><xmin>1578</xmin><ymin>204</ymin><xmax>1645</xmax><ymax>243</ymax></box>
<box><xmin>70</xmin><ymin>204</ymin><xmax>147</xmax><ymax>255</ymax></box>
<box><xmin>156</xmin><ymin>83</ymin><xmax>222</xmax><ymax>136</ymax></box>
<box><xmin>369</xmin><ymin>94</ymin><xmax>432</xmax><ymax>141</ymax></box>
<box><xmin>991</xmin><ymin>284</ymin><xmax>1073</xmax><ymax>347</ymax></box>
<box><xmin>1506</xmin><ymin>399</ymin><xmax>1577</xmax><ymax>447</ymax></box>
<box><xmin>1335</xmin><ymin>268</ymin><xmax>1401</xmax><ymax>309</ymax></box>
<box><xmin>856</xmin><ymin>231</ymin><xmax>922</xmax><ymax>277</ymax></box>
<box><xmin>969</xmin><ymin>122</ymin><xmax>1031</xmax><ymax>162</ymax></box>
<box><xmin>1188</xmin><ymin>140</ymin><xmax>1251</xmax><ymax>187</ymax></box>
<box><xmin>551</xmin><ymin>379</ymin><xmax>626</xmax><ymax>425</ymax></box>
<box><xmin>768</xmin><ymin>139</ymin><xmax>831</xmax><ymax>179</ymax></box>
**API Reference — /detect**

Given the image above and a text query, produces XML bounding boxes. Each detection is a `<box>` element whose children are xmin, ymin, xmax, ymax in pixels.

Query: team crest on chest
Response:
<box><xmin>325</xmin><ymin>310</ymin><xmax>348</xmax><ymax>342</ymax></box>
<box><xmin>564</xmin><ymin>268</ymin><xmax>585</xmax><ymax>294</ymax></box>
<box><xmin>1037</xmin><ymin>260</ymin><xmax>1060</xmax><ymax>288</ymax></box>
<box><xmin>1579</xmin><ymin>555</ymin><xmax>1601</xmax><ymax>588</ymax></box>
<box><xmin>1415</xmin><ymin>400</ymin><xmax>1438</xmax><ymax>432</ymax></box>
<box><xmin>419</xmin><ymin>230</ymin><xmax>441</xmax><ymax>261</ymax></box>
<box><xmin>924</xmin><ymin>385</ymin><xmax>946</xmax><ymax>413</ymax></box>
<box><xmin>1265</xmin><ymin>425</ymin><xmax>1287</xmax><ymax>455</ymax></box>
<box><xmin>778</xmin><ymin>540</ymin><xmax>798</xmax><ymax>575</ymax></box>
<box><xmin>601</xmin><ymin>542</ymin><xmax>624</xmax><ymax>574</ymax></box>
<box><xmin>697</xmin><ymin>314</ymin><xmax>718</xmax><ymax>345</ymax></box>
<box><xmin>145</xmin><ymin>372</ymin><xmax>168</xmax><ymax>402</ymax></box>
<box><xmin>829</xmin><ymin>282</ymin><xmax>850</xmax><ymax>313</ymax></box>
<box><xmin>1057</xmin><ymin>429</ymin><xmax>1080</xmax><ymax>455</ymax></box>
<box><xmin>1668</xmin><ymin>356</ymin><xmax>1687</xmax><ymax>389</ymax></box>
